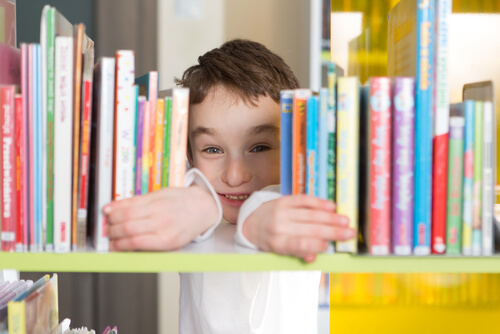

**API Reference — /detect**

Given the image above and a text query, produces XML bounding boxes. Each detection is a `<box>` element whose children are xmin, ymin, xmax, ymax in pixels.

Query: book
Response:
<box><xmin>461</xmin><ymin>100</ymin><xmax>475</xmax><ymax>255</ymax></box>
<box><xmin>153</xmin><ymin>98</ymin><xmax>165</xmax><ymax>191</ymax></box>
<box><xmin>280</xmin><ymin>90</ymin><xmax>294</xmax><ymax>195</ymax></box>
<box><xmin>391</xmin><ymin>77</ymin><xmax>415</xmax><ymax>256</ymax></box>
<box><xmin>161</xmin><ymin>97</ymin><xmax>172</xmax><ymax>188</ymax></box>
<box><xmin>306</xmin><ymin>95</ymin><xmax>319</xmax><ymax>197</ymax></box>
<box><xmin>446</xmin><ymin>103</ymin><xmax>465</xmax><ymax>255</ymax></box>
<box><xmin>89</xmin><ymin>57</ymin><xmax>115</xmax><ymax>252</ymax></box>
<box><xmin>431</xmin><ymin>0</ymin><xmax>452</xmax><ymax>255</ymax></box>
<box><xmin>14</xmin><ymin>93</ymin><xmax>25</xmax><ymax>253</ymax></box>
<box><xmin>75</xmin><ymin>48</ymin><xmax>95</xmax><ymax>252</ymax></box>
<box><xmin>318</xmin><ymin>88</ymin><xmax>328</xmax><ymax>200</ymax></box>
<box><xmin>168</xmin><ymin>88</ymin><xmax>190</xmax><ymax>187</ymax></box>
<box><xmin>19</xmin><ymin>43</ymin><xmax>29</xmax><ymax>252</ymax></box>
<box><xmin>388</xmin><ymin>0</ymin><xmax>435</xmax><ymax>255</ymax></box>
<box><xmin>33</xmin><ymin>43</ymin><xmax>43</xmax><ymax>253</ymax></box>
<box><xmin>112</xmin><ymin>50</ymin><xmax>136</xmax><ymax>200</ymax></box>
<box><xmin>363</xmin><ymin>77</ymin><xmax>392</xmax><ymax>256</ymax></box>
<box><xmin>0</xmin><ymin>44</ymin><xmax>20</xmax><ymax>86</ymax></box>
<box><xmin>472</xmin><ymin>100</ymin><xmax>483</xmax><ymax>256</ymax></box>
<box><xmin>292</xmin><ymin>89</ymin><xmax>312</xmax><ymax>195</ymax></box>
<box><xmin>336</xmin><ymin>77</ymin><xmax>360</xmax><ymax>253</ymax></box>
<box><xmin>28</xmin><ymin>44</ymin><xmax>35</xmax><ymax>253</ymax></box>
<box><xmin>134</xmin><ymin>95</ymin><xmax>146</xmax><ymax>195</ymax></box>
<box><xmin>0</xmin><ymin>85</ymin><xmax>17</xmax><ymax>252</ymax></box>
<box><xmin>131</xmin><ymin>84</ymin><xmax>139</xmax><ymax>195</ymax></box>
<box><xmin>53</xmin><ymin>36</ymin><xmax>74</xmax><ymax>253</ymax></box>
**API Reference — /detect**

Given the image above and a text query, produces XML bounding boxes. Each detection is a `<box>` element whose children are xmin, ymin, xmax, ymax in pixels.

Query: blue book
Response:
<box><xmin>280</xmin><ymin>90</ymin><xmax>294</xmax><ymax>195</ymax></box>
<box><xmin>33</xmin><ymin>44</ymin><xmax>43</xmax><ymax>252</ymax></box>
<box><xmin>306</xmin><ymin>95</ymin><xmax>319</xmax><ymax>197</ymax></box>
<box><xmin>318</xmin><ymin>88</ymin><xmax>329</xmax><ymax>200</ymax></box>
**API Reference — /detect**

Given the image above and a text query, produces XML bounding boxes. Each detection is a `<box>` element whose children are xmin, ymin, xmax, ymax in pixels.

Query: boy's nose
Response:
<box><xmin>221</xmin><ymin>157</ymin><xmax>252</xmax><ymax>187</ymax></box>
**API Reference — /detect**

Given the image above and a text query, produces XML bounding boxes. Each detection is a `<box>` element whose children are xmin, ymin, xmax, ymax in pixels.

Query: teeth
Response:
<box><xmin>224</xmin><ymin>194</ymin><xmax>249</xmax><ymax>200</ymax></box>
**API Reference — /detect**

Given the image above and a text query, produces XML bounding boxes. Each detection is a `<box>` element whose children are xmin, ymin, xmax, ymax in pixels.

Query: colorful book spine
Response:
<box><xmin>20</xmin><ymin>43</ymin><xmax>29</xmax><ymax>252</ymax></box>
<box><xmin>392</xmin><ymin>77</ymin><xmax>415</xmax><ymax>255</ymax></box>
<box><xmin>413</xmin><ymin>0</ymin><xmax>435</xmax><ymax>256</ymax></box>
<box><xmin>53</xmin><ymin>36</ymin><xmax>73</xmax><ymax>253</ymax></box>
<box><xmin>446</xmin><ymin>103</ymin><xmax>465</xmax><ymax>255</ymax></box>
<box><xmin>462</xmin><ymin>100</ymin><xmax>475</xmax><ymax>255</ymax></box>
<box><xmin>33</xmin><ymin>43</ymin><xmax>43</xmax><ymax>252</ymax></box>
<box><xmin>306</xmin><ymin>95</ymin><xmax>319</xmax><ymax>197</ymax></box>
<box><xmin>142</xmin><ymin>100</ymin><xmax>150</xmax><ymax>193</ymax></box>
<box><xmin>14</xmin><ymin>94</ymin><xmax>24</xmax><ymax>252</ymax></box>
<box><xmin>148</xmin><ymin>72</ymin><xmax>158</xmax><ymax>192</ymax></box>
<box><xmin>280</xmin><ymin>90</ymin><xmax>294</xmax><ymax>195</ymax></box>
<box><xmin>318</xmin><ymin>88</ymin><xmax>328</xmax><ymax>200</ymax></box>
<box><xmin>112</xmin><ymin>50</ymin><xmax>136</xmax><ymax>200</ymax></box>
<box><xmin>0</xmin><ymin>86</ymin><xmax>16</xmax><ymax>252</ymax></box>
<box><xmin>482</xmin><ymin>101</ymin><xmax>494</xmax><ymax>256</ymax></box>
<box><xmin>292</xmin><ymin>89</ymin><xmax>312</xmax><ymax>195</ymax></box>
<box><xmin>168</xmin><ymin>88</ymin><xmax>190</xmax><ymax>187</ymax></box>
<box><xmin>153</xmin><ymin>98</ymin><xmax>165</xmax><ymax>191</ymax></box>
<box><xmin>366</xmin><ymin>77</ymin><xmax>392</xmax><ymax>256</ymax></box>
<box><xmin>472</xmin><ymin>101</ymin><xmax>483</xmax><ymax>256</ymax></box>
<box><xmin>327</xmin><ymin>62</ymin><xmax>341</xmax><ymax>202</ymax></box>
<box><xmin>135</xmin><ymin>96</ymin><xmax>146</xmax><ymax>195</ymax></box>
<box><xmin>336</xmin><ymin>77</ymin><xmax>360</xmax><ymax>253</ymax></box>
<box><xmin>28</xmin><ymin>44</ymin><xmax>35</xmax><ymax>252</ymax></box>
<box><xmin>161</xmin><ymin>96</ymin><xmax>172</xmax><ymax>188</ymax></box>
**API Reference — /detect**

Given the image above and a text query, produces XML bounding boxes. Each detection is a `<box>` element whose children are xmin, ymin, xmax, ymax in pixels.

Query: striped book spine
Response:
<box><xmin>280</xmin><ymin>90</ymin><xmax>294</xmax><ymax>195</ymax></box>
<box><xmin>292</xmin><ymin>89</ymin><xmax>312</xmax><ymax>195</ymax></box>
<box><xmin>462</xmin><ymin>100</ymin><xmax>475</xmax><ymax>255</ymax></box>
<box><xmin>306</xmin><ymin>95</ymin><xmax>319</xmax><ymax>197</ymax></box>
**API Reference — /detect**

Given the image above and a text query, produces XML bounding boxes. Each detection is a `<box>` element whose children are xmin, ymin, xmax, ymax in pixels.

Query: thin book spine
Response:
<box><xmin>15</xmin><ymin>94</ymin><xmax>24</xmax><ymax>252</ymax></box>
<box><xmin>306</xmin><ymin>95</ymin><xmax>319</xmax><ymax>198</ymax></box>
<box><xmin>292</xmin><ymin>89</ymin><xmax>312</xmax><ymax>195</ymax></box>
<box><xmin>472</xmin><ymin>101</ymin><xmax>483</xmax><ymax>256</ymax></box>
<box><xmin>28</xmin><ymin>44</ymin><xmax>35</xmax><ymax>252</ymax></box>
<box><xmin>168</xmin><ymin>88</ymin><xmax>190</xmax><ymax>187</ymax></box>
<box><xmin>318</xmin><ymin>88</ymin><xmax>328</xmax><ymax>200</ymax></box>
<box><xmin>148</xmin><ymin>72</ymin><xmax>158</xmax><ymax>192</ymax></box>
<box><xmin>153</xmin><ymin>98</ymin><xmax>165</xmax><ymax>191</ymax></box>
<box><xmin>161</xmin><ymin>96</ymin><xmax>172</xmax><ymax>188</ymax></box>
<box><xmin>482</xmin><ymin>101</ymin><xmax>494</xmax><ymax>255</ymax></box>
<box><xmin>461</xmin><ymin>100</ymin><xmax>474</xmax><ymax>255</ymax></box>
<box><xmin>280</xmin><ymin>90</ymin><xmax>293</xmax><ymax>195</ymax></box>
<box><xmin>33</xmin><ymin>44</ymin><xmax>43</xmax><ymax>252</ymax></box>
<box><xmin>327</xmin><ymin>62</ymin><xmax>339</xmax><ymax>202</ymax></box>
<box><xmin>19</xmin><ymin>43</ymin><xmax>29</xmax><ymax>252</ymax></box>
<box><xmin>135</xmin><ymin>96</ymin><xmax>146</xmax><ymax>195</ymax></box>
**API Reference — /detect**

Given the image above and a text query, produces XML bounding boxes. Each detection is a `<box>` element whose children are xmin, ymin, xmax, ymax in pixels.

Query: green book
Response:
<box><xmin>446</xmin><ymin>103</ymin><xmax>465</xmax><ymax>255</ymax></box>
<box><xmin>472</xmin><ymin>100</ymin><xmax>483</xmax><ymax>255</ymax></box>
<box><xmin>162</xmin><ymin>97</ymin><xmax>172</xmax><ymax>188</ymax></box>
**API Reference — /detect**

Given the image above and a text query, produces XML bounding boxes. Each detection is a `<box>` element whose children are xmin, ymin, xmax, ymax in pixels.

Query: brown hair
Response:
<box><xmin>175</xmin><ymin>39</ymin><xmax>299</xmax><ymax>105</ymax></box>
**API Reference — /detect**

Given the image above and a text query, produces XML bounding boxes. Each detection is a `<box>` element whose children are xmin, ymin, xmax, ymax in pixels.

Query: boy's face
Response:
<box><xmin>189</xmin><ymin>85</ymin><xmax>280</xmax><ymax>224</ymax></box>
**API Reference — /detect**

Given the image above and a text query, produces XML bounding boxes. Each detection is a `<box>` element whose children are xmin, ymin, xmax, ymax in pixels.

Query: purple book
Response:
<box><xmin>135</xmin><ymin>96</ymin><xmax>146</xmax><ymax>195</ymax></box>
<box><xmin>391</xmin><ymin>77</ymin><xmax>415</xmax><ymax>255</ymax></box>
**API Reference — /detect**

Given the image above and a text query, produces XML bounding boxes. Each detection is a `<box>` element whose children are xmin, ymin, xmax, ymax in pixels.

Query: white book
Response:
<box><xmin>40</xmin><ymin>6</ymin><xmax>49</xmax><ymax>251</ymax></box>
<box><xmin>482</xmin><ymin>101</ymin><xmax>495</xmax><ymax>255</ymax></box>
<box><xmin>91</xmin><ymin>57</ymin><xmax>115</xmax><ymax>252</ymax></box>
<box><xmin>168</xmin><ymin>87</ymin><xmax>190</xmax><ymax>187</ymax></box>
<box><xmin>113</xmin><ymin>50</ymin><xmax>135</xmax><ymax>200</ymax></box>
<box><xmin>53</xmin><ymin>36</ymin><xmax>73</xmax><ymax>253</ymax></box>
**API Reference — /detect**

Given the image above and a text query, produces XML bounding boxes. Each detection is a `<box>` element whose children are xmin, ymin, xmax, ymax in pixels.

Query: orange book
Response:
<box><xmin>168</xmin><ymin>88</ymin><xmax>190</xmax><ymax>187</ymax></box>
<box><xmin>292</xmin><ymin>89</ymin><xmax>312</xmax><ymax>195</ymax></box>
<box><xmin>153</xmin><ymin>98</ymin><xmax>165</xmax><ymax>191</ymax></box>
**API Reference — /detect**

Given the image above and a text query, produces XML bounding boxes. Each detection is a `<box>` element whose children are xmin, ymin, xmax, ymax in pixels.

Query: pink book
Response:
<box><xmin>20</xmin><ymin>43</ymin><xmax>29</xmax><ymax>252</ymax></box>
<box><xmin>0</xmin><ymin>86</ymin><xmax>17</xmax><ymax>252</ymax></box>
<box><xmin>0</xmin><ymin>44</ymin><xmax>20</xmax><ymax>85</ymax></box>
<box><xmin>15</xmin><ymin>94</ymin><xmax>24</xmax><ymax>251</ymax></box>
<box><xmin>148</xmin><ymin>72</ymin><xmax>158</xmax><ymax>192</ymax></box>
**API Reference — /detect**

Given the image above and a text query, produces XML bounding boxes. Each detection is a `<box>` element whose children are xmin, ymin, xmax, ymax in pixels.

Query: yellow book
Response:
<box><xmin>335</xmin><ymin>77</ymin><xmax>360</xmax><ymax>253</ymax></box>
<box><xmin>153</xmin><ymin>99</ymin><xmax>165</xmax><ymax>191</ymax></box>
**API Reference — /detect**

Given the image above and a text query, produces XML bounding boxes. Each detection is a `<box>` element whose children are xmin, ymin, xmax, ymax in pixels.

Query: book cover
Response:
<box><xmin>472</xmin><ymin>100</ymin><xmax>483</xmax><ymax>256</ymax></box>
<box><xmin>89</xmin><ymin>57</ymin><xmax>115</xmax><ymax>252</ymax></box>
<box><xmin>446</xmin><ymin>103</ymin><xmax>465</xmax><ymax>255</ymax></box>
<box><xmin>292</xmin><ymin>89</ymin><xmax>312</xmax><ymax>195</ymax></box>
<box><xmin>33</xmin><ymin>43</ymin><xmax>43</xmax><ymax>252</ymax></box>
<box><xmin>112</xmin><ymin>50</ymin><xmax>136</xmax><ymax>200</ymax></box>
<box><xmin>53</xmin><ymin>36</ymin><xmax>74</xmax><ymax>253</ymax></box>
<box><xmin>318</xmin><ymin>88</ymin><xmax>328</xmax><ymax>200</ymax></box>
<box><xmin>19</xmin><ymin>43</ymin><xmax>29</xmax><ymax>252</ymax></box>
<box><xmin>161</xmin><ymin>97</ymin><xmax>172</xmax><ymax>188</ymax></box>
<box><xmin>0</xmin><ymin>44</ymin><xmax>20</xmax><ymax>86</ymax></box>
<box><xmin>141</xmin><ymin>98</ymin><xmax>150</xmax><ymax>194</ymax></box>
<box><xmin>431</xmin><ymin>0</ymin><xmax>452</xmax><ymax>255</ymax></box>
<box><xmin>336</xmin><ymin>77</ymin><xmax>360</xmax><ymax>253</ymax></box>
<box><xmin>365</xmin><ymin>77</ymin><xmax>392</xmax><ymax>256</ymax></box>
<box><xmin>75</xmin><ymin>48</ymin><xmax>95</xmax><ymax>252</ymax></box>
<box><xmin>168</xmin><ymin>88</ymin><xmax>190</xmax><ymax>187</ymax></box>
<box><xmin>461</xmin><ymin>100</ymin><xmax>475</xmax><ymax>255</ymax></box>
<box><xmin>14</xmin><ymin>94</ymin><xmax>25</xmax><ymax>253</ymax></box>
<box><xmin>0</xmin><ymin>85</ymin><xmax>17</xmax><ymax>252</ymax></box>
<box><xmin>306</xmin><ymin>95</ymin><xmax>319</xmax><ymax>197</ymax></box>
<box><xmin>153</xmin><ymin>98</ymin><xmax>165</xmax><ymax>191</ymax></box>
<box><xmin>388</xmin><ymin>0</ymin><xmax>435</xmax><ymax>255</ymax></box>
<box><xmin>131</xmin><ymin>84</ymin><xmax>139</xmax><ymax>195</ymax></box>
<box><xmin>391</xmin><ymin>77</ymin><xmax>415</xmax><ymax>255</ymax></box>
<box><xmin>28</xmin><ymin>44</ymin><xmax>34</xmax><ymax>253</ymax></box>
<box><xmin>135</xmin><ymin>96</ymin><xmax>146</xmax><ymax>195</ymax></box>
<box><xmin>280</xmin><ymin>90</ymin><xmax>294</xmax><ymax>195</ymax></box>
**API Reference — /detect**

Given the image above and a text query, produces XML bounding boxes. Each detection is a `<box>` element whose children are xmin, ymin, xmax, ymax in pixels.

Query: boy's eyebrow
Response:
<box><xmin>248</xmin><ymin>124</ymin><xmax>279</xmax><ymax>135</ymax></box>
<box><xmin>191</xmin><ymin>126</ymin><xmax>217</xmax><ymax>138</ymax></box>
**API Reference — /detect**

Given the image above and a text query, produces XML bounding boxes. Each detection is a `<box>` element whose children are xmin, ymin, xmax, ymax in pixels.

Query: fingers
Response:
<box><xmin>110</xmin><ymin>234</ymin><xmax>179</xmax><ymax>252</ymax></box>
<box><xmin>269</xmin><ymin>236</ymin><xmax>330</xmax><ymax>259</ymax></box>
<box><xmin>281</xmin><ymin>195</ymin><xmax>336</xmax><ymax>211</ymax></box>
<box><xmin>285</xmin><ymin>223</ymin><xmax>356</xmax><ymax>242</ymax></box>
<box><xmin>103</xmin><ymin>195</ymin><xmax>157</xmax><ymax>224</ymax></box>
<box><xmin>108</xmin><ymin>219</ymin><xmax>162</xmax><ymax>239</ymax></box>
<box><xmin>285</xmin><ymin>207</ymin><xmax>349</xmax><ymax>227</ymax></box>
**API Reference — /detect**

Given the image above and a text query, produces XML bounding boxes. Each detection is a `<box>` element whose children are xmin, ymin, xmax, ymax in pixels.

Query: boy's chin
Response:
<box><xmin>223</xmin><ymin>212</ymin><xmax>238</xmax><ymax>225</ymax></box>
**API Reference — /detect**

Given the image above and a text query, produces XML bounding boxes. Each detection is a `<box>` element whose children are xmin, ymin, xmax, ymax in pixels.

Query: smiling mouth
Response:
<box><xmin>223</xmin><ymin>194</ymin><xmax>249</xmax><ymax>200</ymax></box>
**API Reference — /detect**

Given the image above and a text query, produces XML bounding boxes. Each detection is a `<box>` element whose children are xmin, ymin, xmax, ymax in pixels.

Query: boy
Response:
<box><xmin>104</xmin><ymin>39</ymin><xmax>355</xmax><ymax>332</ymax></box>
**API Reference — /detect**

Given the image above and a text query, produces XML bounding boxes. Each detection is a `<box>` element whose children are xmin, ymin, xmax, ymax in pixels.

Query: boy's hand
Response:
<box><xmin>103</xmin><ymin>185</ymin><xmax>219</xmax><ymax>251</ymax></box>
<box><xmin>242</xmin><ymin>195</ymin><xmax>355</xmax><ymax>263</ymax></box>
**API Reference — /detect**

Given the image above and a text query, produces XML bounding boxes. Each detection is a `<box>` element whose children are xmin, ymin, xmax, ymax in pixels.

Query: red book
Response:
<box><xmin>292</xmin><ymin>89</ymin><xmax>312</xmax><ymax>195</ymax></box>
<box><xmin>1</xmin><ymin>86</ymin><xmax>17</xmax><ymax>251</ymax></box>
<box><xmin>15</xmin><ymin>94</ymin><xmax>24</xmax><ymax>251</ymax></box>
<box><xmin>19</xmin><ymin>43</ymin><xmax>29</xmax><ymax>251</ymax></box>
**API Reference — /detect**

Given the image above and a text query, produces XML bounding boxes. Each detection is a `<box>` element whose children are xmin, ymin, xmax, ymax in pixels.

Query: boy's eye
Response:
<box><xmin>251</xmin><ymin>145</ymin><xmax>271</xmax><ymax>153</ymax></box>
<box><xmin>203</xmin><ymin>146</ymin><xmax>223</xmax><ymax>154</ymax></box>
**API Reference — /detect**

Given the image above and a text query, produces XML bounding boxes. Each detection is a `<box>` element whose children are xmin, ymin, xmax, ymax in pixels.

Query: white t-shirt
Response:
<box><xmin>181</xmin><ymin>170</ymin><xmax>321</xmax><ymax>334</ymax></box>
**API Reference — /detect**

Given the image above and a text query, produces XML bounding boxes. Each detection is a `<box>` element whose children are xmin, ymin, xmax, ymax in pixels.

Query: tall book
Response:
<box><xmin>280</xmin><ymin>90</ymin><xmax>294</xmax><ymax>195</ymax></box>
<box><xmin>168</xmin><ymin>88</ymin><xmax>190</xmax><ymax>187</ymax></box>
<box><xmin>0</xmin><ymin>85</ymin><xmax>16</xmax><ymax>252</ymax></box>
<box><xmin>14</xmin><ymin>94</ymin><xmax>25</xmax><ymax>253</ymax></box>
<box><xmin>306</xmin><ymin>95</ymin><xmax>319</xmax><ymax>197</ymax></box>
<box><xmin>363</xmin><ymin>77</ymin><xmax>392</xmax><ymax>256</ymax></box>
<box><xmin>153</xmin><ymin>98</ymin><xmax>165</xmax><ymax>191</ymax></box>
<box><xmin>336</xmin><ymin>77</ymin><xmax>360</xmax><ymax>253</ymax></box>
<box><xmin>391</xmin><ymin>77</ymin><xmax>415</xmax><ymax>255</ymax></box>
<box><xmin>318</xmin><ymin>88</ymin><xmax>328</xmax><ymax>200</ymax></box>
<box><xmin>19</xmin><ymin>43</ymin><xmax>29</xmax><ymax>252</ymax></box>
<box><xmin>431</xmin><ymin>0</ymin><xmax>452</xmax><ymax>255</ymax></box>
<box><xmin>292</xmin><ymin>89</ymin><xmax>312</xmax><ymax>195</ymax></box>
<box><xmin>89</xmin><ymin>57</ymin><xmax>115</xmax><ymax>252</ymax></box>
<box><xmin>53</xmin><ymin>36</ymin><xmax>74</xmax><ymax>253</ymax></box>
<box><xmin>28</xmin><ymin>44</ymin><xmax>35</xmax><ymax>253</ymax></box>
<box><xmin>388</xmin><ymin>0</ymin><xmax>435</xmax><ymax>255</ymax></box>
<box><xmin>75</xmin><ymin>48</ymin><xmax>95</xmax><ymax>251</ymax></box>
<box><xmin>32</xmin><ymin>43</ymin><xmax>43</xmax><ymax>252</ymax></box>
<box><xmin>446</xmin><ymin>103</ymin><xmax>465</xmax><ymax>255</ymax></box>
<box><xmin>461</xmin><ymin>100</ymin><xmax>475</xmax><ymax>255</ymax></box>
<box><xmin>471</xmin><ymin>101</ymin><xmax>484</xmax><ymax>256</ymax></box>
<box><xmin>161</xmin><ymin>97</ymin><xmax>172</xmax><ymax>188</ymax></box>
<box><xmin>112</xmin><ymin>50</ymin><xmax>136</xmax><ymax>200</ymax></box>
<box><xmin>135</xmin><ymin>96</ymin><xmax>146</xmax><ymax>195</ymax></box>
